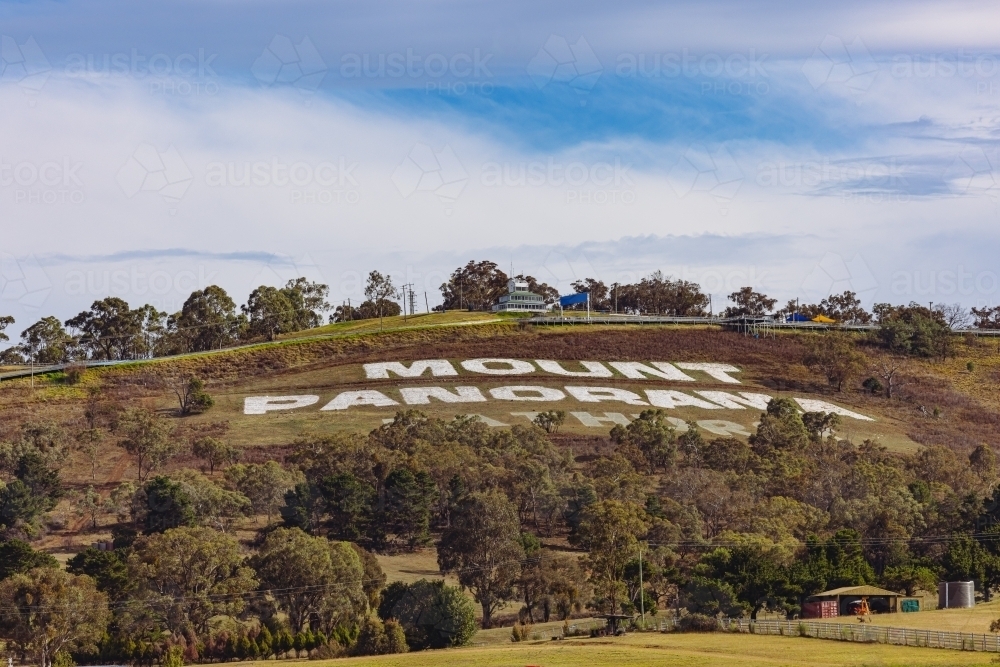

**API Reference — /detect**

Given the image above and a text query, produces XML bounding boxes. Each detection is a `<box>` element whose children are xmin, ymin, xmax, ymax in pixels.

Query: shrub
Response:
<box><xmin>64</xmin><ymin>364</ymin><xmax>86</xmax><ymax>385</ymax></box>
<box><xmin>378</xmin><ymin>579</ymin><xmax>476</xmax><ymax>650</ymax></box>
<box><xmin>511</xmin><ymin>622</ymin><xmax>533</xmax><ymax>642</ymax></box>
<box><xmin>862</xmin><ymin>377</ymin><xmax>884</xmax><ymax>395</ymax></box>
<box><xmin>678</xmin><ymin>614</ymin><xmax>719</xmax><ymax>633</ymax></box>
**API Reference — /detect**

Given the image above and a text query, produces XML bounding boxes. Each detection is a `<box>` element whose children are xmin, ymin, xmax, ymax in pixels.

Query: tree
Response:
<box><xmin>724</xmin><ymin>287</ymin><xmax>776</xmax><ymax>317</ymax></box>
<box><xmin>19</xmin><ymin>316</ymin><xmax>73</xmax><ymax>364</ymax></box>
<box><xmin>243</xmin><ymin>285</ymin><xmax>294</xmax><ymax>341</ymax></box>
<box><xmin>351</xmin><ymin>542</ymin><xmax>387</xmax><ymax>610</ymax></box>
<box><xmin>174</xmin><ymin>377</ymin><xmax>214</xmax><ymax>416</ymax></box>
<box><xmin>0</xmin><ymin>539</ymin><xmax>58</xmax><ymax>580</ymax></box>
<box><xmin>249</xmin><ymin>527</ymin><xmax>366</xmax><ymax>633</ymax></box>
<box><xmin>318</xmin><ymin>472</ymin><xmax>375</xmax><ymax>540</ymax></box>
<box><xmin>116</xmin><ymin>409</ymin><xmax>179</xmax><ymax>482</ymax></box>
<box><xmin>612</xmin><ymin>272</ymin><xmax>708</xmax><ymax>315</ymax></box>
<box><xmin>870</xmin><ymin>353</ymin><xmax>905</xmax><ymax>399</ymax></box>
<box><xmin>353</xmin><ymin>616</ymin><xmax>407</xmax><ymax>656</ymax></box>
<box><xmin>610</xmin><ymin>409</ymin><xmax>677</xmax><ymax>472</ymax></box>
<box><xmin>0</xmin><ymin>568</ymin><xmax>110</xmax><ymax>667</ymax></box>
<box><xmin>0</xmin><ymin>480</ymin><xmax>54</xmax><ymax>537</ymax></box>
<box><xmin>938</xmin><ymin>303</ymin><xmax>971</xmax><ymax>330</ymax></box>
<box><xmin>698</xmin><ymin>543</ymin><xmax>797</xmax><ymax>619</ymax></box>
<box><xmin>438</xmin><ymin>490</ymin><xmax>525</xmax><ymax>629</ymax></box>
<box><xmin>0</xmin><ymin>315</ymin><xmax>12</xmax><ymax>342</ymax></box>
<box><xmin>803</xmin><ymin>333</ymin><xmax>866</xmax><ymax>391</ymax></box>
<box><xmin>74</xmin><ymin>428</ymin><xmax>104</xmax><ymax>482</ymax></box>
<box><xmin>874</xmin><ymin>303</ymin><xmax>951</xmax><ymax>358</ymax></box>
<box><xmin>142</xmin><ymin>476</ymin><xmax>196</xmax><ymax>533</ymax></box>
<box><xmin>748</xmin><ymin>398</ymin><xmax>810</xmax><ymax>458</ymax></box>
<box><xmin>173</xmin><ymin>470</ymin><xmax>251</xmax><ymax>533</ymax></box>
<box><xmin>376</xmin><ymin>579</ymin><xmax>476</xmax><ymax>650</ymax></box>
<box><xmin>533</xmin><ymin>410</ymin><xmax>566</xmax><ymax>434</ymax></box>
<box><xmin>74</xmin><ymin>485</ymin><xmax>103</xmax><ymax>529</ymax></box>
<box><xmin>517</xmin><ymin>550</ymin><xmax>590</xmax><ymax>621</ymax></box>
<box><xmin>818</xmin><ymin>291</ymin><xmax>871</xmax><ymax>324</ymax></box>
<box><xmin>365</xmin><ymin>271</ymin><xmax>399</xmax><ymax>330</ymax></box>
<box><xmin>438</xmin><ymin>261</ymin><xmax>507</xmax><ymax>311</ymax></box>
<box><xmin>379</xmin><ymin>467</ymin><xmax>435</xmax><ymax>550</ymax></box>
<box><xmin>572</xmin><ymin>500</ymin><xmax>649</xmax><ymax>615</ymax></box>
<box><xmin>66</xmin><ymin>297</ymin><xmax>153</xmax><ymax>360</ymax></box>
<box><xmin>192</xmin><ymin>436</ymin><xmax>239</xmax><ymax>475</ymax></box>
<box><xmin>170</xmin><ymin>285</ymin><xmax>242</xmax><ymax>352</ymax></box>
<box><xmin>66</xmin><ymin>548</ymin><xmax>132</xmax><ymax>601</ymax></box>
<box><xmin>129</xmin><ymin>526</ymin><xmax>258</xmax><ymax>635</ymax></box>
<box><xmin>881</xmin><ymin>564</ymin><xmax>937</xmax><ymax>596</ymax></box>
<box><xmin>225</xmin><ymin>461</ymin><xmax>295</xmax><ymax>523</ymax></box>
<box><xmin>570</xmin><ymin>279</ymin><xmax>610</xmax><ymax>310</ymax></box>
<box><xmin>331</xmin><ymin>300</ymin><xmax>401</xmax><ymax>322</ymax></box>
<box><xmin>972</xmin><ymin>305</ymin><xmax>1000</xmax><ymax>330</ymax></box>
<box><xmin>281</xmin><ymin>277</ymin><xmax>331</xmax><ymax>330</ymax></box>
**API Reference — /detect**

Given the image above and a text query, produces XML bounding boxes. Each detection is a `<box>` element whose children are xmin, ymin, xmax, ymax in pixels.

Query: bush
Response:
<box><xmin>510</xmin><ymin>622</ymin><xmax>533</xmax><ymax>642</ymax></box>
<box><xmin>353</xmin><ymin>616</ymin><xmax>408</xmax><ymax>656</ymax></box>
<box><xmin>678</xmin><ymin>614</ymin><xmax>719</xmax><ymax>633</ymax></box>
<box><xmin>862</xmin><ymin>377</ymin><xmax>884</xmax><ymax>395</ymax></box>
<box><xmin>377</xmin><ymin>579</ymin><xmax>476</xmax><ymax>650</ymax></box>
<box><xmin>64</xmin><ymin>364</ymin><xmax>86</xmax><ymax>385</ymax></box>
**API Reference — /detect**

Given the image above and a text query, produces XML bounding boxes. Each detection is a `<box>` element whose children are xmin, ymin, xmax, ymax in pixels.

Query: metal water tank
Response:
<box><xmin>938</xmin><ymin>581</ymin><xmax>975</xmax><ymax>608</ymax></box>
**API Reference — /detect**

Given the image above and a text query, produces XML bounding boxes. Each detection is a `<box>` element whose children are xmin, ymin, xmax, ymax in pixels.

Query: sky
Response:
<box><xmin>1</xmin><ymin>0</ymin><xmax>1000</xmax><ymax>338</ymax></box>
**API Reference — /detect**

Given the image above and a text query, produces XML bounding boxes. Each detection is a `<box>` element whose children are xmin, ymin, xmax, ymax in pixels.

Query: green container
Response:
<box><xmin>901</xmin><ymin>599</ymin><xmax>920</xmax><ymax>613</ymax></box>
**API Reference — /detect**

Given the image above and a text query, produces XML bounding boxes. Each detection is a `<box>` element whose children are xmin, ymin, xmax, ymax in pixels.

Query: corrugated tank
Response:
<box><xmin>938</xmin><ymin>581</ymin><xmax>975</xmax><ymax>608</ymax></box>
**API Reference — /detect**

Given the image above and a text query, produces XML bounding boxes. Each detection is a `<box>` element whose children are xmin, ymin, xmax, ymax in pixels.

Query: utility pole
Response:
<box><xmin>424</xmin><ymin>292</ymin><xmax>429</xmax><ymax>314</ymax></box>
<box><xmin>401</xmin><ymin>283</ymin><xmax>413</xmax><ymax>322</ymax></box>
<box><xmin>638</xmin><ymin>545</ymin><xmax>645</xmax><ymax>627</ymax></box>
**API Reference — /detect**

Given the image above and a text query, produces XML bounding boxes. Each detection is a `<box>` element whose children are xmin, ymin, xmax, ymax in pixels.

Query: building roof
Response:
<box><xmin>811</xmin><ymin>585</ymin><xmax>903</xmax><ymax>598</ymax></box>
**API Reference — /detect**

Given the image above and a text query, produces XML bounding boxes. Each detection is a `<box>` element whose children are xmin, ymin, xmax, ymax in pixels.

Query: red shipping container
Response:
<box><xmin>801</xmin><ymin>601</ymin><xmax>838</xmax><ymax>619</ymax></box>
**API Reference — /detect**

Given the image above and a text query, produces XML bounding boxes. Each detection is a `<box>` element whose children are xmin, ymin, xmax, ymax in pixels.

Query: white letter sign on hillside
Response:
<box><xmin>399</xmin><ymin>386</ymin><xmax>487</xmax><ymax>404</ymax></box>
<box><xmin>674</xmin><ymin>362</ymin><xmax>742</xmax><ymax>383</ymax></box>
<box><xmin>364</xmin><ymin>360</ymin><xmax>457</xmax><ymax>379</ymax></box>
<box><xmin>535</xmin><ymin>360</ymin><xmax>613</xmax><ymax>377</ymax></box>
<box><xmin>695</xmin><ymin>391</ymin><xmax>772</xmax><ymax>410</ymax></box>
<box><xmin>645</xmin><ymin>390</ymin><xmax>721</xmax><ymax>410</ymax></box>
<box><xmin>489</xmin><ymin>386</ymin><xmax>566</xmax><ymax>401</ymax></box>
<box><xmin>244</xmin><ymin>395</ymin><xmax>320</xmax><ymax>414</ymax></box>
<box><xmin>321</xmin><ymin>390</ymin><xmax>399</xmax><ymax>410</ymax></box>
<box><xmin>460</xmin><ymin>358</ymin><xmax>536</xmax><ymax>375</ymax></box>
<box><xmin>564</xmin><ymin>386</ymin><xmax>649</xmax><ymax>405</ymax></box>
<box><xmin>794</xmin><ymin>398</ymin><xmax>874</xmax><ymax>421</ymax></box>
<box><xmin>609</xmin><ymin>361</ymin><xmax>696</xmax><ymax>381</ymax></box>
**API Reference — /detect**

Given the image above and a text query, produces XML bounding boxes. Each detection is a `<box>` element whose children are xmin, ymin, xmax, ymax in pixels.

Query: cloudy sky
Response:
<box><xmin>1</xmin><ymin>0</ymin><xmax>999</xmax><ymax>337</ymax></box>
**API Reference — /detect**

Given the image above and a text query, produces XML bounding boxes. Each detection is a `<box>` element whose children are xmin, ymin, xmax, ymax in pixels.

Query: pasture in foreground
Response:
<box><xmin>245</xmin><ymin>630</ymin><xmax>999</xmax><ymax>667</ymax></box>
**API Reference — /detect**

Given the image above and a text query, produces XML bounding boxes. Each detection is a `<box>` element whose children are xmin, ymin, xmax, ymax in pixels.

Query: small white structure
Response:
<box><xmin>492</xmin><ymin>279</ymin><xmax>546</xmax><ymax>313</ymax></box>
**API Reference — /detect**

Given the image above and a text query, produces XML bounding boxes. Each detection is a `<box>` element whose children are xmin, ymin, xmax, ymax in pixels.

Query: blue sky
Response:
<box><xmin>1</xmin><ymin>0</ymin><xmax>999</xmax><ymax>336</ymax></box>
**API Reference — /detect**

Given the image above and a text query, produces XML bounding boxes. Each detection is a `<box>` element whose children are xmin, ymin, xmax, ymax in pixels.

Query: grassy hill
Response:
<box><xmin>2</xmin><ymin>314</ymin><xmax>999</xmax><ymax>554</ymax></box>
<box><xmin>3</xmin><ymin>313</ymin><xmax>1000</xmax><ymax>665</ymax></box>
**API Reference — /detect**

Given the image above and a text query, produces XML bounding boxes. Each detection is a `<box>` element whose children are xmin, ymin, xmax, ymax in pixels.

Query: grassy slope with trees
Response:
<box><xmin>1</xmin><ymin>264</ymin><xmax>1000</xmax><ymax>664</ymax></box>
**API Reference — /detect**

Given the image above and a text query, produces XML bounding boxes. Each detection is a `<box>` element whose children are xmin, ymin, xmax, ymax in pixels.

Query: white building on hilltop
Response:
<box><xmin>492</xmin><ymin>279</ymin><xmax>546</xmax><ymax>313</ymax></box>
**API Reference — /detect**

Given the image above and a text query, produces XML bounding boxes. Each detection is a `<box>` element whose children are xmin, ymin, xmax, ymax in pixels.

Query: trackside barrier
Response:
<box><xmin>708</xmin><ymin>618</ymin><xmax>1000</xmax><ymax>652</ymax></box>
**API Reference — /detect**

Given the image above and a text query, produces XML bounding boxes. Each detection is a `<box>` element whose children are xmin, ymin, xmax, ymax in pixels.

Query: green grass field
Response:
<box><xmin>251</xmin><ymin>631</ymin><xmax>999</xmax><ymax>666</ymax></box>
<box><xmin>813</xmin><ymin>599</ymin><xmax>1000</xmax><ymax>634</ymax></box>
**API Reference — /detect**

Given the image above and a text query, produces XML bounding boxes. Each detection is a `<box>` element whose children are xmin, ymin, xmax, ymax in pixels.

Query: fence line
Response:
<box><xmin>692</xmin><ymin>618</ymin><xmax>1000</xmax><ymax>652</ymax></box>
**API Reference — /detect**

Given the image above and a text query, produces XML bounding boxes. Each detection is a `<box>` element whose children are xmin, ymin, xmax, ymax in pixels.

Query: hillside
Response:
<box><xmin>2</xmin><ymin>317</ymin><xmax>999</xmax><ymax>541</ymax></box>
<box><xmin>1</xmin><ymin>315</ymin><xmax>1000</xmax><ymax>664</ymax></box>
